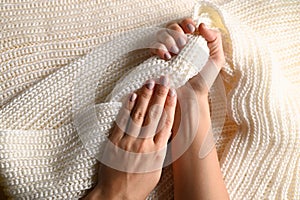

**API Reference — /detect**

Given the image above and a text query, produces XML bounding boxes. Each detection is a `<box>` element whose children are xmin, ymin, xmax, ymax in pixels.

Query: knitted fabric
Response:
<box><xmin>1</xmin><ymin>0</ymin><xmax>299</xmax><ymax>200</ymax></box>
<box><xmin>72</xmin><ymin>32</ymin><xmax>226</xmax><ymax>173</ymax></box>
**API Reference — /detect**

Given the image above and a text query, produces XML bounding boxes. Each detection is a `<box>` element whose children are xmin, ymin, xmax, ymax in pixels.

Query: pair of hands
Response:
<box><xmin>85</xmin><ymin>18</ymin><xmax>225</xmax><ymax>200</ymax></box>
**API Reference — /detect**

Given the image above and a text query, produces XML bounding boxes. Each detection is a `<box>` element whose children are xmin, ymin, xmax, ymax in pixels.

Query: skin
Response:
<box><xmin>85</xmin><ymin>18</ymin><xmax>229</xmax><ymax>200</ymax></box>
<box><xmin>161</xmin><ymin>18</ymin><xmax>229</xmax><ymax>200</ymax></box>
<box><xmin>85</xmin><ymin>77</ymin><xmax>177</xmax><ymax>200</ymax></box>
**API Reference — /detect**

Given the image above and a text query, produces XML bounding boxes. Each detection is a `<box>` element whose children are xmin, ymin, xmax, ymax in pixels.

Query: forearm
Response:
<box><xmin>172</xmin><ymin>95</ymin><xmax>229</xmax><ymax>200</ymax></box>
<box><xmin>173</xmin><ymin>146</ymin><xmax>229</xmax><ymax>200</ymax></box>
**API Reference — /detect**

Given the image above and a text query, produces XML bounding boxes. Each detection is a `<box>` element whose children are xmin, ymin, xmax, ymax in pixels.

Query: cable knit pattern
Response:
<box><xmin>0</xmin><ymin>0</ymin><xmax>299</xmax><ymax>199</ymax></box>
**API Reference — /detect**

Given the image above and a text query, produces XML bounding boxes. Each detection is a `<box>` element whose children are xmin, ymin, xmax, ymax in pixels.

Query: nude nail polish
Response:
<box><xmin>164</xmin><ymin>52</ymin><xmax>171</xmax><ymax>60</ymax></box>
<box><xmin>178</xmin><ymin>37</ymin><xmax>186</xmax><ymax>47</ymax></box>
<box><xmin>170</xmin><ymin>46</ymin><xmax>179</xmax><ymax>54</ymax></box>
<box><xmin>187</xmin><ymin>24</ymin><xmax>195</xmax><ymax>33</ymax></box>
<box><xmin>145</xmin><ymin>80</ymin><xmax>155</xmax><ymax>90</ymax></box>
<box><xmin>160</xmin><ymin>76</ymin><xmax>168</xmax><ymax>86</ymax></box>
<box><xmin>168</xmin><ymin>88</ymin><xmax>176</xmax><ymax>97</ymax></box>
<box><xmin>130</xmin><ymin>93</ymin><xmax>137</xmax><ymax>101</ymax></box>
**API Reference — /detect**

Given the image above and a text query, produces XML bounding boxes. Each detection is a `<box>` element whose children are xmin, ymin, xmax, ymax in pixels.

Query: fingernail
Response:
<box><xmin>145</xmin><ymin>80</ymin><xmax>155</xmax><ymax>90</ymax></box>
<box><xmin>187</xmin><ymin>24</ymin><xmax>195</xmax><ymax>32</ymax></box>
<box><xmin>130</xmin><ymin>93</ymin><xmax>137</xmax><ymax>102</ymax></box>
<box><xmin>168</xmin><ymin>88</ymin><xmax>176</xmax><ymax>97</ymax></box>
<box><xmin>160</xmin><ymin>76</ymin><xmax>169</xmax><ymax>86</ymax></box>
<box><xmin>201</xmin><ymin>23</ymin><xmax>206</xmax><ymax>29</ymax></box>
<box><xmin>164</xmin><ymin>52</ymin><xmax>171</xmax><ymax>60</ymax></box>
<box><xmin>178</xmin><ymin>37</ymin><xmax>186</xmax><ymax>47</ymax></box>
<box><xmin>170</xmin><ymin>46</ymin><xmax>179</xmax><ymax>54</ymax></box>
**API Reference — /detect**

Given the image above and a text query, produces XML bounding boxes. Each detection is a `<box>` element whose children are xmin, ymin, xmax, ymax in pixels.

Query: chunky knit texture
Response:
<box><xmin>1</xmin><ymin>0</ymin><xmax>300</xmax><ymax>199</ymax></box>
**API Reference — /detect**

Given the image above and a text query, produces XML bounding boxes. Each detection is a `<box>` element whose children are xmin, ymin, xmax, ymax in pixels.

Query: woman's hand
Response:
<box><xmin>85</xmin><ymin>77</ymin><xmax>177</xmax><ymax>200</ymax></box>
<box><xmin>151</xmin><ymin>18</ymin><xmax>225</xmax><ymax>97</ymax></box>
<box><xmin>152</xmin><ymin>18</ymin><xmax>228</xmax><ymax>200</ymax></box>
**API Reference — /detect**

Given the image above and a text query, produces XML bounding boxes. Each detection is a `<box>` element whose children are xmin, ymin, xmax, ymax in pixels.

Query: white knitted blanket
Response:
<box><xmin>1</xmin><ymin>0</ymin><xmax>299</xmax><ymax>199</ymax></box>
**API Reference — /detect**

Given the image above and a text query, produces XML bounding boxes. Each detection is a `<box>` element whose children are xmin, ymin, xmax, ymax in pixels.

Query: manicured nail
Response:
<box><xmin>170</xmin><ymin>46</ymin><xmax>179</xmax><ymax>54</ymax></box>
<box><xmin>168</xmin><ymin>88</ymin><xmax>176</xmax><ymax>97</ymax></box>
<box><xmin>145</xmin><ymin>80</ymin><xmax>155</xmax><ymax>90</ymax></box>
<box><xmin>187</xmin><ymin>24</ymin><xmax>195</xmax><ymax>33</ymax></box>
<box><xmin>164</xmin><ymin>52</ymin><xmax>171</xmax><ymax>60</ymax></box>
<box><xmin>160</xmin><ymin>76</ymin><xmax>169</xmax><ymax>86</ymax></box>
<box><xmin>130</xmin><ymin>93</ymin><xmax>137</xmax><ymax>102</ymax></box>
<box><xmin>178</xmin><ymin>37</ymin><xmax>186</xmax><ymax>47</ymax></box>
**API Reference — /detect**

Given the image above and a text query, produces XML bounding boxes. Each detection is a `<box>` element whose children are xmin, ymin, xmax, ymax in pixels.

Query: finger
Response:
<box><xmin>154</xmin><ymin>88</ymin><xmax>177</xmax><ymax>146</ymax></box>
<box><xmin>109</xmin><ymin>93</ymin><xmax>137</xmax><ymax>143</ymax></box>
<box><xmin>180</xmin><ymin>18</ymin><xmax>196</xmax><ymax>34</ymax></box>
<box><xmin>156</xmin><ymin>29</ymin><xmax>180</xmax><ymax>54</ymax></box>
<box><xmin>198</xmin><ymin>23</ymin><xmax>219</xmax><ymax>43</ymax></box>
<box><xmin>198</xmin><ymin>23</ymin><xmax>225</xmax><ymax>68</ymax></box>
<box><xmin>150</xmin><ymin>42</ymin><xmax>172</xmax><ymax>60</ymax></box>
<box><xmin>167</xmin><ymin>23</ymin><xmax>187</xmax><ymax>49</ymax></box>
<box><xmin>140</xmin><ymin>76</ymin><xmax>170</xmax><ymax>138</ymax></box>
<box><xmin>125</xmin><ymin>80</ymin><xmax>155</xmax><ymax>139</ymax></box>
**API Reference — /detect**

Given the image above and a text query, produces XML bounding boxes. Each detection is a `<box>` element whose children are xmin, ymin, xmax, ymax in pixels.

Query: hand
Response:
<box><xmin>151</xmin><ymin>18</ymin><xmax>225</xmax><ymax>97</ymax></box>
<box><xmin>152</xmin><ymin>19</ymin><xmax>228</xmax><ymax>200</ymax></box>
<box><xmin>85</xmin><ymin>77</ymin><xmax>177</xmax><ymax>200</ymax></box>
<box><xmin>151</xmin><ymin>18</ymin><xmax>196</xmax><ymax>60</ymax></box>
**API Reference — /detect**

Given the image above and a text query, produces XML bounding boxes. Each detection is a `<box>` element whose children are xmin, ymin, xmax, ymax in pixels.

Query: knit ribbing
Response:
<box><xmin>1</xmin><ymin>0</ymin><xmax>299</xmax><ymax>199</ymax></box>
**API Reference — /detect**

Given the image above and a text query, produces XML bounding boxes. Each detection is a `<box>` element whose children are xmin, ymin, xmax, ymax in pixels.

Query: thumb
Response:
<box><xmin>198</xmin><ymin>23</ymin><xmax>219</xmax><ymax>43</ymax></box>
<box><xmin>198</xmin><ymin>23</ymin><xmax>225</xmax><ymax>69</ymax></box>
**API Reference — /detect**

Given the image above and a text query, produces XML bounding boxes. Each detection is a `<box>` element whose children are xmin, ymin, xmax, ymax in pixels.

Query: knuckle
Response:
<box><xmin>132</xmin><ymin>140</ymin><xmax>148</xmax><ymax>153</ymax></box>
<box><xmin>164</xmin><ymin>118</ymin><xmax>173</xmax><ymax>129</ymax></box>
<box><xmin>132</xmin><ymin>109</ymin><xmax>144</xmax><ymax>121</ymax></box>
<box><xmin>167</xmin><ymin>23</ymin><xmax>177</xmax><ymax>28</ymax></box>
<box><xmin>140</xmin><ymin>90</ymin><xmax>151</xmax><ymax>100</ymax></box>
<box><xmin>150</xmin><ymin>109</ymin><xmax>160</xmax><ymax>119</ymax></box>
<box><xmin>166</xmin><ymin>20</ymin><xmax>179</xmax><ymax>27</ymax></box>
<box><xmin>165</xmin><ymin>36</ymin><xmax>174</xmax><ymax>45</ymax></box>
<box><xmin>140</xmin><ymin>87</ymin><xmax>153</xmax><ymax>99</ymax></box>
<box><xmin>120</xmin><ymin>139</ymin><xmax>132</xmax><ymax>151</ymax></box>
<box><xmin>181</xmin><ymin>18</ymin><xmax>192</xmax><ymax>25</ymax></box>
<box><xmin>166</xmin><ymin>97</ymin><xmax>176</xmax><ymax>107</ymax></box>
<box><xmin>155</xmin><ymin>43</ymin><xmax>167</xmax><ymax>52</ymax></box>
<box><xmin>131</xmin><ymin>142</ymin><xmax>140</xmax><ymax>152</ymax></box>
<box><xmin>168</xmin><ymin>23</ymin><xmax>182</xmax><ymax>32</ymax></box>
<box><xmin>155</xmin><ymin>86</ymin><xmax>168</xmax><ymax>97</ymax></box>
